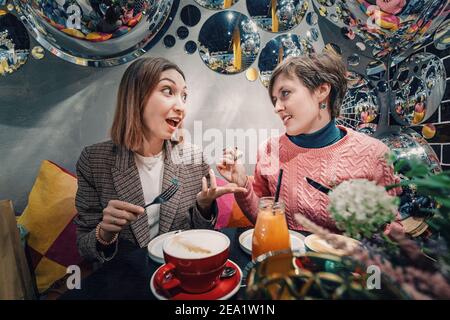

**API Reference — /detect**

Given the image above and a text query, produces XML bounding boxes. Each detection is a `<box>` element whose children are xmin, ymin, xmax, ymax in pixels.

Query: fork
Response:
<box><xmin>144</xmin><ymin>180</ymin><xmax>179</xmax><ymax>209</ymax></box>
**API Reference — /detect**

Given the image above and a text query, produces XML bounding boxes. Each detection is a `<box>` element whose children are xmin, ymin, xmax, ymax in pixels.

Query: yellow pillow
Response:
<box><xmin>17</xmin><ymin>160</ymin><xmax>80</xmax><ymax>293</ymax></box>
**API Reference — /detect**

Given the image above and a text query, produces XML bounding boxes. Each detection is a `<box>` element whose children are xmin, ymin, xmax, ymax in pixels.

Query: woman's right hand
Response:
<box><xmin>217</xmin><ymin>147</ymin><xmax>248</xmax><ymax>188</ymax></box>
<box><xmin>99</xmin><ymin>200</ymin><xmax>145</xmax><ymax>242</ymax></box>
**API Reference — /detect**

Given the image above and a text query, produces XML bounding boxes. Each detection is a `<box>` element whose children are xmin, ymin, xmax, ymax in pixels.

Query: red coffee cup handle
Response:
<box><xmin>155</xmin><ymin>263</ymin><xmax>181</xmax><ymax>294</ymax></box>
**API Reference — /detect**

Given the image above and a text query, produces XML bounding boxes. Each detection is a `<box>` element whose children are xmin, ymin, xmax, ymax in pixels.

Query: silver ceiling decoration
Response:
<box><xmin>194</xmin><ymin>0</ymin><xmax>239</xmax><ymax>10</ymax></box>
<box><xmin>337</xmin><ymin>71</ymin><xmax>379</xmax><ymax>135</ymax></box>
<box><xmin>434</xmin><ymin>19</ymin><xmax>449</xmax><ymax>51</ymax></box>
<box><xmin>391</xmin><ymin>53</ymin><xmax>446</xmax><ymax>126</ymax></box>
<box><xmin>0</xmin><ymin>12</ymin><xmax>29</xmax><ymax>76</ymax></box>
<box><xmin>13</xmin><ymin>0</ymin><xmax>177</xmax><ymax>67</ymax></box>
<box><xmin>378</xmin><ymin>128</ymin><xmax>441</xmax><ymax>175</ymax></box>
<box><xmin>198</xmin><ymin>11</ymin><xmax>260</xmax><ymax>74</ymax></box>
<box><xmin>246</xmin><ymin>0</ymin><xmax>308</xmax><ymax>33</ymax></box>
<box><xmin>311</xmin><ymin>0</ymin><xmax>448</xmax><ymax>61</ymax></box>
<box><xmin>258</xmin><ymin>33</ymin><xmax>315</xmax><ymax>87</ymax></box>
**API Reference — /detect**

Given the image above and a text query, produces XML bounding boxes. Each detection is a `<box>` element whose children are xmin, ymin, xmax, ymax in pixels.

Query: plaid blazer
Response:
<box><xmin>74</xmin><ymin>140</ymin><xmax>217</xmax><ymax>263</ymax></box>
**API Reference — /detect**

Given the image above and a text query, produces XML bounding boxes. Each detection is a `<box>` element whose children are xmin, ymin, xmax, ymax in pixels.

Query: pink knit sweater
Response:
<box><xmin>235</xmin><ymin>126</ymin><xmax>403</xmax><ymax>233</ymax></box>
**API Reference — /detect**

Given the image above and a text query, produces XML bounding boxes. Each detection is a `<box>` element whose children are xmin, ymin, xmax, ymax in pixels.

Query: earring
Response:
<box><xmin>320</xmin><ymin>102</ymin><xmax>327</xmax><ymax>110</ymax></box>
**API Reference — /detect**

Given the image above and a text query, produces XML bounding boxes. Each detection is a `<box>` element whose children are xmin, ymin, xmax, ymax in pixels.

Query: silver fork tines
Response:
<box><xmin>144</xmin><ymin>182</ymin><xmax>179</xmax><ymax>208</ymax></box>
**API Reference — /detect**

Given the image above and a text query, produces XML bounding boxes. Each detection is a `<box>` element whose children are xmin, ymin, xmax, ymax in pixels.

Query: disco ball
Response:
<box><xmin>378</xmin><ymin>128</ymin><xmax>441</xmax><ymax>175</ymax></box>
<box><xmin>311</xmin><ymin>0</ymin><xmax>448</xmax><ymax>60</ymax></box>
<box><xmin>247</xmin><ymin>0</ymin><xmax>308</xmax><ymax>33</ymax></box>
<box><xmin>198</xmin><ymin>11</ymin><xmax>260</xmax><ymax>74</ymax></box>
<box><xmin>377</xmin><ymin>128</ymin><xmax>441</xmax><ymax>219</ymax></box>
<box><xmin>391</xmin><ymin>53</ymin><xmax>446</xmax><ymax>126</ymax></box>
<box><xmin>276</xmin><ymin>0</ymin><xmax>296</xmax><ymax>23</ymax></box>
<box><xmin>13</xmin><ymin>0</ymin><xmax>177</xmax><ymax>67</ymax></box>
<box><xmin>194</xmin><ymin>0</ymin><xmax>239</xmax><ymax>10</ymax></box>
<box><xmin>258</xmin><ymin>33</ymin><xmax>315</xmax><ymax>87</ymax></box>
<box><xmin>434</xmin><ymin>19</ymin><xmax>449</xmax><ymax>50</ymax></box>
<box><xmin>337</xmin><ymin>71</ymin><xmax>379</xmax><ymax>135</ymax></box>
<box><xmin>0</xmin><ymin>12</ymin><xmax>29</xmax><ymax>76</ymax></box>
<box><xmin>242</xmin><ymin>36</ymin><xmax>258</xmax><ymax>55</ymax></box>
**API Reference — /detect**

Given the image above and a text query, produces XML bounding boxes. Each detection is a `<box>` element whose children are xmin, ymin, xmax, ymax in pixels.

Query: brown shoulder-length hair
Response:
<box><xmin>268</xmin><ymin>49</ymin><xmax>348</xmax><ymax>118</ymax></box>
<box><xmin>110</xmin><ymin>57</ymin><xmax>185</xmax><ymax>151</ymax></box>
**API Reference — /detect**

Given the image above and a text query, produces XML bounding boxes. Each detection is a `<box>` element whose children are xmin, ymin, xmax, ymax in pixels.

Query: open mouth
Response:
<box><xmin>165</xmin><ymin>118</ymin><xmax>181</xmax><ymax>128</ymax></box>
<box><xmin>282</xmin><ymin>115</ymin><xmax>292</xmax><ymax>125</ymax></box>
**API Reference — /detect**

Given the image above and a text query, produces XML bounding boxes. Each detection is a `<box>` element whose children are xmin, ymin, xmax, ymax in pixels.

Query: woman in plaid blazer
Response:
<box><xmin>74</xmin><ymin>57</ymin><xmax>246</xmax><ymax>263</ymax></box>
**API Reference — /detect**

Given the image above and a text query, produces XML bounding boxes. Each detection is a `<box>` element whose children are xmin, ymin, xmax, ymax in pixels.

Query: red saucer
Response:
<box><xmin>150</xmin><ymin>259</ymin><xmax>242</xmax><ymax>300</ymax></box>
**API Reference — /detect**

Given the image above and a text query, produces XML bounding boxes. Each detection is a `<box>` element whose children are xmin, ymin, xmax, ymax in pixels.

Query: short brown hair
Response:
<box><xmin>110</xmin><ymin>57</ymin><xmax>185</xmax><ymax>150</ymax></box>
<box><xmin>268</xmin><ymin>50</ymin><xmax>348</xmax><ymax>118</ymax></box>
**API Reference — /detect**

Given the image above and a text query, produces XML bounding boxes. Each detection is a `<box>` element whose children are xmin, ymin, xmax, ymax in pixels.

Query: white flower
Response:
<box><xmin>328</xmin><ymin>179</ymin><xmax>398</xmax><ymax>238</ymax></box>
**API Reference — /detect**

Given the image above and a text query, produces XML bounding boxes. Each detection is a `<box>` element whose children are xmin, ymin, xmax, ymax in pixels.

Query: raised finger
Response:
<box><xmin>234</xmin><ymin>149</ymin><xmax>243</xmax><ymax>162</ymax></box>
<box><xmin>202</xmin><ymin>176</ymin><xmax>208</xmax><ymax>194</ymax></box>
<box><xmin>218</xmin><ymin>186</ymin><xmax>248</xmax><ymax>195</ymax></box>
<box><xmin>232</xmin><ymin>187</ymin><xmax>248</xmax><ymax>193</ymax></box>
<box><xmin>223</xmin><ymin>182</ymin><xmax>247</xmax><ymax>192</ymax></box>
<box><xmin>209</xmin><ymin>169</ymin><xmax>217</xmax><ymax>191</ymax></box>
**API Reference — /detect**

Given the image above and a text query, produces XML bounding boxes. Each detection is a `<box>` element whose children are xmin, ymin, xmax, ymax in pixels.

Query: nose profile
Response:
<box><xmin>173</xmin><ymin>95</ymin><xmax>186</xmax><ymax>113</ymax></box>
<box><xmin>274</xmin><ymin>100</ymin><xmax>284</xmax><ymax>113</ymax></box>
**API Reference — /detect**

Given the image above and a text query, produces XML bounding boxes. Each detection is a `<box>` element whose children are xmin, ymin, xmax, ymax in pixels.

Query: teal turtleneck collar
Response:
<box><xmin>287</xmin><ymin>119</ymin><xmax>345</xmax><ymax>148</ymax></box>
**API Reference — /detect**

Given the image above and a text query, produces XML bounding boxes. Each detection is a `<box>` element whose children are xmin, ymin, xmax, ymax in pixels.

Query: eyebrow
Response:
<box><xmin>271</xmin><ymin>86</ymin><xmax>285</xmax><ymax>98</ymax></box>
<box><xmin>159</xmin><ymin>78</ymin><xmax>187</xmax><ymax>90</ymax></box>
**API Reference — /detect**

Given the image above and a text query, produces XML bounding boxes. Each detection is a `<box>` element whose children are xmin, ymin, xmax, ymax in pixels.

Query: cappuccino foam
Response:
<box><xmin>164</xmin><ymin>230</ymin><xmax>229</xmax><ymax>259</ymax></box>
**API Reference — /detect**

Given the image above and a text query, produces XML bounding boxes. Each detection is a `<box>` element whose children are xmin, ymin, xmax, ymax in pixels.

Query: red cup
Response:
<box><xmin>155</xmin><ymin>230</ymin><xmax>230</xmax><ymax>294</ymax></box>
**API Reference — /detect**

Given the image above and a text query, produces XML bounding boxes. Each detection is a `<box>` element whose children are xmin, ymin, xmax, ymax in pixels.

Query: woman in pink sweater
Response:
<box><xmin>217</xmin><ymin>51</ymin><xmax>403</xmax><ymax>234</ymax></box>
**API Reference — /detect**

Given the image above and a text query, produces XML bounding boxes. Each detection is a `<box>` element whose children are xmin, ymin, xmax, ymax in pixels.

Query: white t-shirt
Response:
<box><xmin>134</xmin><ymin>151</ymin><xmax>164</xmax><ymax>240</ymax></box>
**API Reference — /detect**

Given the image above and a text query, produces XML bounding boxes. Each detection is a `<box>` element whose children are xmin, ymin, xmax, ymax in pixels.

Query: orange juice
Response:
<box><xmin>252</xmin><ymin>198</ymin><xmax>291</xmax><ymax>260</ymax></box>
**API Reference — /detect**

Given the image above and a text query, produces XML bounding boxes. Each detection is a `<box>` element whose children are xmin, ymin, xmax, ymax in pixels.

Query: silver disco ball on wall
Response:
<box><xmin>391</xmin><ymin>52</ymin><xmax>447</xmax><ymax>126</ymax></box>
<box><xmin>311</xmin><ymin>0</ymin><xmax>448</xmax><ymax>61</ymax></box>
<box><xmin>377</xmin><ymin>128</ymin><xmax>442</xmax><ymax>219</ymax></box>
<box><xmin>13</xmin><ymin>0</ymin><xmax>177</xmax><ymax>67</ymax></box>
<box><xmin>0</xmin><ymin>12</ymin><xmax>30</xmax><ymax>76</ymax></box>
<box><xmin>378</xmin><ymin>128</ymin><xmax>441</xmax><ymax>174</ymax></box>
<box><xmin>337</xmin><ymin>71</ymin><xmax>379</xmax><ymax>135</ymax></box>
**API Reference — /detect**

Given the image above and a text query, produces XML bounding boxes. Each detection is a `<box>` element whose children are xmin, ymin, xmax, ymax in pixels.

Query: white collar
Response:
<box><xmin>134</xmin><ymin>151</ymin><xmax>164</xmax><ymax>170</ymax></box>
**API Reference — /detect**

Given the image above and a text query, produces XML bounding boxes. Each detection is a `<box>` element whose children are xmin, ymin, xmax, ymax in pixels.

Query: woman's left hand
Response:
<box><xmin>196</xmin><ymin>169</ymin><xmax>247</xmax><ymax>210</ymax></box>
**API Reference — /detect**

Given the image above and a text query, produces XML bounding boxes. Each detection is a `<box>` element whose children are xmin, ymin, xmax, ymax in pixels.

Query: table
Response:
<box><xmin>59</xmin><ymin>228</ymin><xmax>251</xmax><ymax>300</ymax></box>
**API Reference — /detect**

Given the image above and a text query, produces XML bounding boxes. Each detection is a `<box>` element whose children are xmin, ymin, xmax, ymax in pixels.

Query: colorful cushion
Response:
<box><xmin>17</xmin><ymin>160</ymin><xmax>81</xmax><ymax>294</ymax></box>
<box><xmin>215</xmin><ymin>176</ymin><xmax>253</xmax><ymax>229</ymax></box>
<box><xmin>227</xmin><ymin>200</ymin><xmax>253</xmax><ymax>228</ymax></box>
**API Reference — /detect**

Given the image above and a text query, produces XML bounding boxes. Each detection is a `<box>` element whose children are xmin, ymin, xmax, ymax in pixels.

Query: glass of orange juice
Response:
<box><xmin>252</xmin><ymin>197</ymin><xmax>291</xmax><ymax>261</ymax></box>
